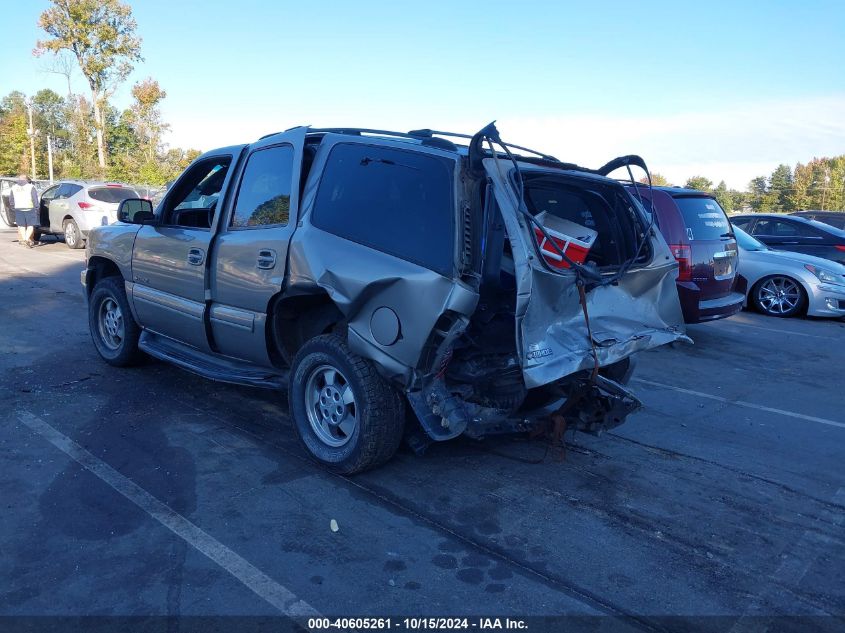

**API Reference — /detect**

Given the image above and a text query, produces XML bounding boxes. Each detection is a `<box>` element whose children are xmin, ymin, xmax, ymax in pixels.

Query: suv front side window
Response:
<box><xmin>312</xmin><ymin>143</ymin><xmax>455</xmax><ymax>276</ymax></box>
<box><xmin>164</xmin><ymin>158</ymin><xmax>231</xmax><ymax>228</ymax></box>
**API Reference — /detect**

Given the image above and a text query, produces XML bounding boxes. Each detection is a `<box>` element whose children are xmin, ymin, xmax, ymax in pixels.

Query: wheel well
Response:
<box><xmin>267</xmin><ymin>291</ymin><xmax>345</xmax><ymax>366</ymax></box>
<box><xmin>86</xmin><ymin>256</ymin><xmax>122</xmax><ymax>297</ymax></box>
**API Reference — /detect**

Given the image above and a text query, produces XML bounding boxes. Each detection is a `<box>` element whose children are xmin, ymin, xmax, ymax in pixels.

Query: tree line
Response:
<box><xmin>0</xmin><ymin>0</ymin><xmax>199</xmax><ymax>185</ymax></box>
<box><xmin>643</xmin><ymin>161</ymin><xmax>844</xmax><ymax>214</ymax></box>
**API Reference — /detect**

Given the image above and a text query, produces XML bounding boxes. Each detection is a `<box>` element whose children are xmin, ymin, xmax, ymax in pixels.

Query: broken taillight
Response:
<box><xmin>669</xmin><ymin>244</ymin><xmax>692</xmax><ymax>281</ymax></box>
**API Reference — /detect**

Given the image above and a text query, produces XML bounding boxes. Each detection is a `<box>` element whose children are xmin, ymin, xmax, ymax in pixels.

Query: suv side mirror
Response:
<box><xmin>117</xmin><ymin>198</ymin><xmax>156</xmax><ymax>224</ymax></box>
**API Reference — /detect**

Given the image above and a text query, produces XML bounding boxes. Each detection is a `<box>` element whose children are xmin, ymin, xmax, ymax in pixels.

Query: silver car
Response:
<box><xmin>735</xmin><ymin>226</ymin><xmax>845</xmax><ymax>318</ymax></box>
<box><xmin>36</xmin><ymin>180</ymin><xmax>140</xmax><ymax>249</ymax></box>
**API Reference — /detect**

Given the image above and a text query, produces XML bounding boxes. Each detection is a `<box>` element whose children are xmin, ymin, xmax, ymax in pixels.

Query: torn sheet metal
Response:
<box><xmin>483</xmin><ymin>157</ymin><xmax>689</xmax><ymax>390</ymax></box>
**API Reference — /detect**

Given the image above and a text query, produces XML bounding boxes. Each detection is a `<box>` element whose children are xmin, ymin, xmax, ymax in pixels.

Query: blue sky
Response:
<box><xmin>2</xmin><ymin>0</ymin><xmax>844</xmax><ymax>188</ymax></box>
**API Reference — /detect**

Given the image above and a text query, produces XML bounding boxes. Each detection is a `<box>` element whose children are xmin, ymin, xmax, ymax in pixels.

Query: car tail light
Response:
<box><xmin>836</xmin><ymin>245</ymin><xmax>845</xmax><ymax>252</ymax></box>
<box><xmin>78</xmin><ymin>201</ymin><xmax>92</xmax><ymax>209</ymax></box>
<box><xmin>669</xmin><ymin>244</ymin><xmax>692</xmax><ymax>281</ymax></box>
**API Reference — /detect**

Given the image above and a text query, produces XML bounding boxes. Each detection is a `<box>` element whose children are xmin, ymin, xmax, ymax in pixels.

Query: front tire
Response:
<box><xmin>88</xmin><ymin>277</ymin><xmax>143</xmax><ymax>366</ymax></box>
<box><xmin>752</xmin><ymin>275</ymin><xmax>806</xmax><ymax>318</ymax></box>
<box><xmin>289</xmin><ymin>334</ymin><xmax>405</xmax><ymax>474</ymax></box>
<box><xmin>63</xmin><ymin>218</ymin><xmax>84</xmax><ymax>249</ymax></box>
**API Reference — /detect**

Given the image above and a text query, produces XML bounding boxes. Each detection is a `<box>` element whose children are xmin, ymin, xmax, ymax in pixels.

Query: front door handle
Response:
<box><xmin>257</xmin><ymin>248</ymin><xmax>277</xmax><ymax>270</ymax></box>
<box><xmin>187</xmin><ymin>247</ymin><xmax>205</xmax><ymax>265</ymax></box>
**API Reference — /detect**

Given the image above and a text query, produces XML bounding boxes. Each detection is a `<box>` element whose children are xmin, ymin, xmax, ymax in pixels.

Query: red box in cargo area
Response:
<box><xmin>532</xmin><ymin>212</ymin><xmax>598</xmax><ymax>269</ymax></box>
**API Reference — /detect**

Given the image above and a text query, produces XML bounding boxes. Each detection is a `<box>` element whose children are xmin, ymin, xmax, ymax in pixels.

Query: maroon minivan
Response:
<box><xmin>626</xmin><ymin>185</ymin><xmax>745</xmax><ymax>323</ymax></box>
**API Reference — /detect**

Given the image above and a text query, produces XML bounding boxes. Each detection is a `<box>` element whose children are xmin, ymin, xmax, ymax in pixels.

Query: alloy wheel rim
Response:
<box><xmin>98</xmin><ymin>297</ymin><xmax>124</xmax><ymax>350</ymax></box>
<box><xmin>759</xmin><ymin>277</ymin><xmax>800</xmax><ymax>314</ymax></box>
<box><xmin>66</xmin><ymin>223</ymin><xmax>77</xmax><ymax>246</ymax></box>
<box><xmin>304</xmin><ymin>364</ymin><xmax>357</xmax><ymax>448</ymax></box>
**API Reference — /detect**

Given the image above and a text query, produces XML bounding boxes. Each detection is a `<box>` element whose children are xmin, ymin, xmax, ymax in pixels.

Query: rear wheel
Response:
<box><xmin>88</xmin><ymin>277</ymin><xmax>143</xmax><ymax>366</ymax></box>
<box><xmin>289</xmin><ymin>334</ymin><xmax>405</xmax><ymax>474</ymax></box>
<box><xmin>752</xmin><ymin>275</ymin><xmax>806</xmax><ymax>318</ymax></box>
<box><xmin>63</xmin><ymin>218</ymin><xmax>83</xmax><ymax>249</ymax></box>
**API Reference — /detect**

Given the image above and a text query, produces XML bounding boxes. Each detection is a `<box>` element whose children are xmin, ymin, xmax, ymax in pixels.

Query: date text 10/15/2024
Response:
<box><xmin>307</xmin><ymin>618</ymin><xmax>528</xmax><ymax>630</ymax></box>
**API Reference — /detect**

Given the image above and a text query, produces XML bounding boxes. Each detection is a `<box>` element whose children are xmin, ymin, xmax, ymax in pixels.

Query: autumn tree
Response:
<box><xmin>0</xmin><ymin>92</ymin><xmax>30</xmax><ymax>175</ymax></box>
<box><xmin>128</xmin><ymin>78</ymin><xmax>169</xmax><ymax>162</ymax></box>
<box><xmin>684</xmin><ymin>176</ymin><xmax>713</xmax><ymax>191</ymax></box>
<box><xmin>35</xmin><ymin>0</ymin><xmax>142</xmax><ymax>173</ymax></box>
<box><xmin>638</xmin><ymin>172</ymin><xmax>670</xmax><ymax>186</ymax></box>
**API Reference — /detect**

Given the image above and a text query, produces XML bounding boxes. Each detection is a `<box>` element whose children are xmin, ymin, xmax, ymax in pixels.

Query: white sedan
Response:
<box><xmin>734</xmin><ymin>226</ymin><xmax>845</xmax><ymax>318</ymax></box>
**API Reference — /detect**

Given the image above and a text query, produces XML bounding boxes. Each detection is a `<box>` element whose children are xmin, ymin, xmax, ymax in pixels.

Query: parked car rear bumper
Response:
<box><xmin>677</xmin><ymin>281</ymin><xmax>745</xmax><ymax>323</ymax></box>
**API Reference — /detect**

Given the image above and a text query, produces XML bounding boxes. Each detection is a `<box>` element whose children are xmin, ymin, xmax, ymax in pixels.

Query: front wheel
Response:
<box><xmin>289</xmin><ymin>335</ymin><xmax>405</xmax><ymax>474</ymax></box>
<box><xmin>88</xmin><ymin>277</ymin><xmax>144</xmax><ymax>366</ymax></box>
<box><xmin>63</xmin><ymin>218</ymin><xmax>84</xmax><ymax>249</ymax></box>
<box><xmin>752</xmin><ymin>275</ymin><xmax>806</xmax><ymax>318</ymax></box>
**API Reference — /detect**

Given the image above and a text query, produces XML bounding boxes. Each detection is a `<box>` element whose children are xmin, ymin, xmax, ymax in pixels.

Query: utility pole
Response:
<box><xmin>46</xmin><ymin>135</ymin><xmax>54</xmax><ymax>183</ymax></box>
<box><xmin>821</xmin><ymin>172</ymin><xmax>830</xmax><ymax>211</ymax></box>
<box><xmin>25</xmin><ymin>99</ymin><xmax>37</xmax><ymax>179</ymax></box>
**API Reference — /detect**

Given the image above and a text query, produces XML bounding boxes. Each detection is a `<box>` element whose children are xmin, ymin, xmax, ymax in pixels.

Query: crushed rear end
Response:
<box><xmin>407</xmin><ymin>128</ymin><xmax>688</xmax><ymax>445</ymax></box>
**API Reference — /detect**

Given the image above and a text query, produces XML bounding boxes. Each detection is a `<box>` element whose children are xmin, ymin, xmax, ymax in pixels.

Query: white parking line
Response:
<box><xmin>633</xmin><ymin>378</ymin><xmax>845</xmax><ymax>429</ymax></box>
<box><xmin>17</xmin><ymin>410</ymin><xmax>320</xmax><ymax>618</ymax></box>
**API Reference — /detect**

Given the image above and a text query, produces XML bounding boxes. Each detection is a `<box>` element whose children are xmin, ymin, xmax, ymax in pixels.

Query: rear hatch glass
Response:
<box><xmin>674</xmin><ymin>196</ymin><xmax>737</xmax><ymax>299</ymax></box>
<box><xmin>88</xmin><ymin>187</ymin><xmax>137</xmax><ymax>204</ymax></box>
<box><xmin>675</xmin><ymin>197</ymin><xmax>730</xmax><ymax>241</ymax></box>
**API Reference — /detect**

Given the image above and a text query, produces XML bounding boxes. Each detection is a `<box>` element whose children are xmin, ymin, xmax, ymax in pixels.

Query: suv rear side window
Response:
<box><xmin>231</xmin><ymin>145</ymin><xmax>294</xmax><ymax>228</ymax></box>
<box><xmin>88</xmin><ymin>187</ymin><xmax>137</xmax><ymax>204</ymax></box>
<box><xmin>674</xmin><ymin>197</ymin><xmax>730</xmax><ymax>240</ymax></box>
<box><xmin>312</xmin><ymin>143</ymin><xmax>455</xmax><ymax>276</ymax></box>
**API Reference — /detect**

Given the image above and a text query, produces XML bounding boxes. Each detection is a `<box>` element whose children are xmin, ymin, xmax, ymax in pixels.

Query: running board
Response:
<box><xmin>139</xmin><ymin>331</ymin><xmax>287</xmax><ymax>390</ymax></box>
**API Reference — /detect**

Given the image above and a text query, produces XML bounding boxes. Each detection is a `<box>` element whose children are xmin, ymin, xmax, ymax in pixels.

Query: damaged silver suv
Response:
<box><xmin>83</xmin><ymin>124</ymin><xmax>686</xmax><ymax>473</ymax></box>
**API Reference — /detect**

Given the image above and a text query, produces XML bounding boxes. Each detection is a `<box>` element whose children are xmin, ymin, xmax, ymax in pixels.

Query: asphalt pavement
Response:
<box><xmin>1</xmin><ymin>228</ymin><xmax>843</xmax><ymax>631</ymax></box>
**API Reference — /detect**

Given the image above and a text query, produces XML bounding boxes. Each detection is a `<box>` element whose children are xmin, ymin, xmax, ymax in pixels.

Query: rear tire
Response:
<box><xmin>752</xmin><ymin>275</ymin><xmax>806</xmax><ymax>318</ymax></box>
<box><xmin>63</xmin><ymin>218</ymin><xmax>84</xmax><ymax>249</ymax></box>
<box><xmin>88</xmin><ymin>277</ymin><xmax>143</xmax><ymax>366</ymax></box>
<box><xmin>289</xmin><ymin>334</ymin><xmax>405</xmax><ymax>474</ymax></box>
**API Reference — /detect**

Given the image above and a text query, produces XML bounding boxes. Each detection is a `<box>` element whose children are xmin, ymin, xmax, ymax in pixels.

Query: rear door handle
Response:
<box><xmin>257</xmin><ymin>248</ymin><xmax>277</xmax><ymax>270</ymax></box>
<box><xmin>187</xmin><ymin>247</ymin><xmax>205</xmax><ymax>265</ymax></box>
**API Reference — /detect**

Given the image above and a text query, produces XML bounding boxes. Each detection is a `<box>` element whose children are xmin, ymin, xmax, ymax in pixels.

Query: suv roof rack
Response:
<box><xmin>307</xmin><ymin>127</ymin><xmax>560</xmax><ymax>161</ymax></box>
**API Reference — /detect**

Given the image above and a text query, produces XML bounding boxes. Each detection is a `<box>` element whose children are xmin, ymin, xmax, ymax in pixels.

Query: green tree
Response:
<box><xmin>768</xmin><ymin>164</ymin><xmax>793</xmax><ymax>211</ymax></box>
<box><xmin>713</xmin><ymin>180</ymin><xmax>732</xmax><ymax>212</ymax></box>
<box><xmin>35</xmin><ymin>0</ymin><xmax>143</xmax><ymax>173</ymax></box>
<box><xmin>748</xmin><ymin>175</ymin><xmax>778</xmax><ymax>211</ymax></box>
<box><xmin>789</xmin><ymin>162</ymin><xmax>813</xmax><ymax>210</ymax></box>
<box><xmin>684</xmin><ymin>176</ymin><xmax>713</xmax><ymax>191</ymax></box>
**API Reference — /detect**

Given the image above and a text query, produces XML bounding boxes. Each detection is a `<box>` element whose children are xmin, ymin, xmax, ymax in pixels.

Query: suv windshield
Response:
<box><xmin>674</xmin><ymin>196</ymin><xmax>730</xmax><ymax>241</ymax></box>
<box><xmin>88</xmin><ymin>187</ymin><xmax>138</xmax><ymax>204</ymax></box>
